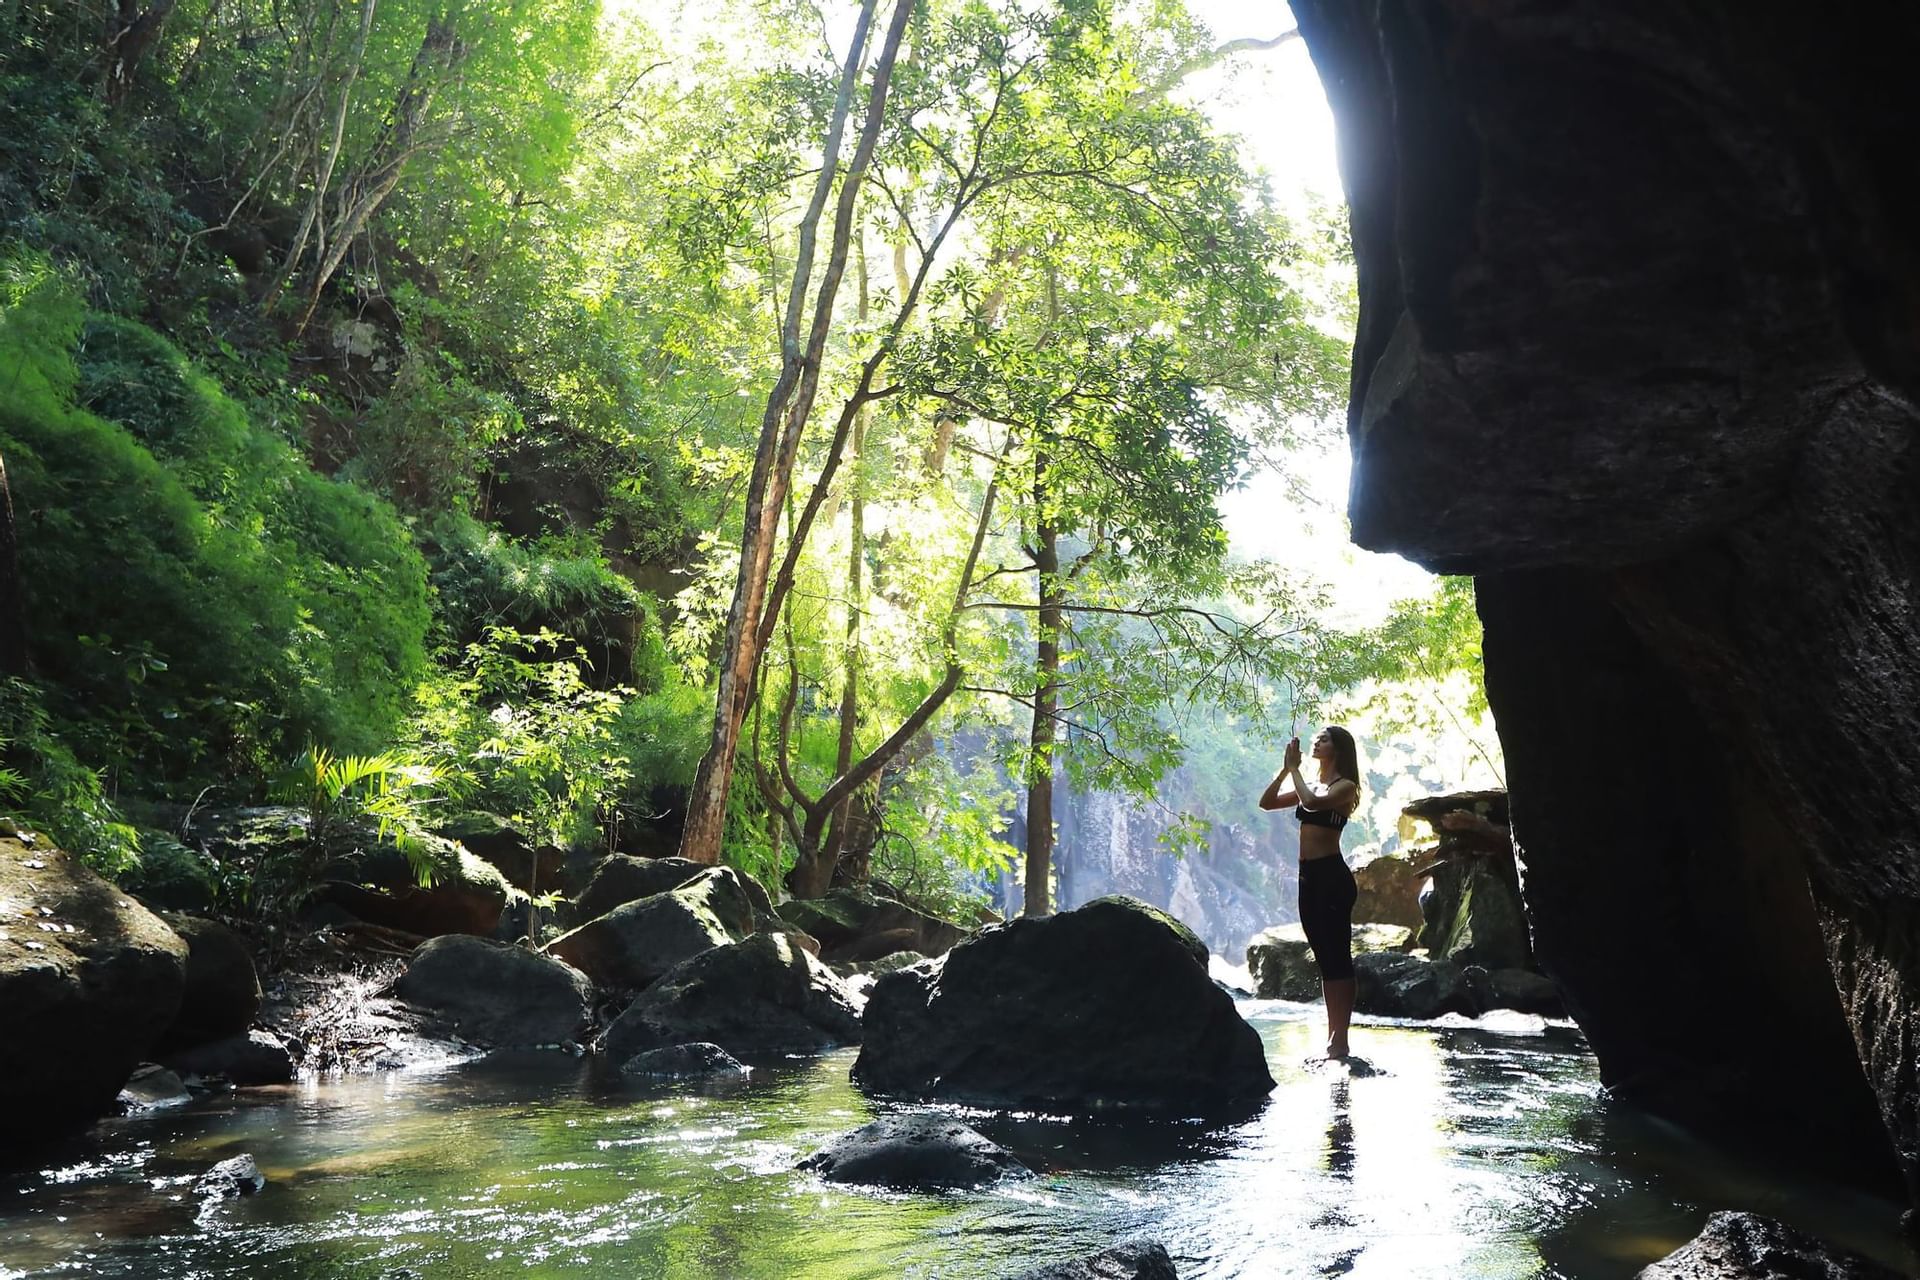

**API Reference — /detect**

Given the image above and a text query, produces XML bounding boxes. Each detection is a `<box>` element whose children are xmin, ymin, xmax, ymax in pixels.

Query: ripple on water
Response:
<box><xmin>0</xmin><ymin>1020</ymin><xmax>1912</xmax><ymax>1279</ymax></box>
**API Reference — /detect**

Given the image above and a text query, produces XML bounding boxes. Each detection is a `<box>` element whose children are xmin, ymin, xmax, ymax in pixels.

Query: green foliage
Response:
<box><xmin>0</xmin><ymin>677</ymin><xmax>142</xmax><ymax>875</ymax></box>
<box><xmin>0</xmin><ymin>255</ymin><xmax>430</xmax><ymax>784</ymax></box>
<box><xmin>409</xmin><ymin>627</ymin><xmax>636</xmax><ymax>850</ymax></box>
<box><xmin>422</xmin><ymin>515</ymin><xmax>651</xmax><ymax>688</ymax></box>
<box><xmin>272</xmin><ymin>745</ymin><xmax>444</xmax><ymax>880</ymax></box>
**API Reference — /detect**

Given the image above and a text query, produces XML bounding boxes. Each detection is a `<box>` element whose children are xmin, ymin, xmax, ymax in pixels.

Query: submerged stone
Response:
<box><xmin>1011</xmin><ymin>1241</ymin><xmax>1180</xmax><ymax>1279</ymax></box>
<box><xmin>797</xmin><ymin>1113</ymin><xmax>1029</xmax><ymax>1191</ymax></box>
<box><xmin>620</xmin><ymin>1042</ymin><xmax>749</xmax><ymax>1080</ymax></box>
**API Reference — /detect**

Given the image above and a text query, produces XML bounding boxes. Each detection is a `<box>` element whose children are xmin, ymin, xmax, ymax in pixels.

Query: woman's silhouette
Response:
<box><xmin>1259</xmin><ymin>726</ymin><xmax>1363</xmax><ymax>1059</ymax></box>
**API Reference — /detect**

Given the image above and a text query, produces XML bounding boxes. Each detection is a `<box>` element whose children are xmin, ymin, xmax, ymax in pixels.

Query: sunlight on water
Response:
<box><xmin>2</xmin><ymin>1006</ymin><xmax>1911</xmax><ymax>1279</ymax></box>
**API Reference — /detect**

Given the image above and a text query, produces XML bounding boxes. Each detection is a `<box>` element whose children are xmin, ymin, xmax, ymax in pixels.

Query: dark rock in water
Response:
<box><xmin>546</xmin><ymin>870</ymin><xmax>748</xmax><ymax>990</ymax></box>
<box><xmin>436</xmin><ymin>812</ymin><xmax>562</xmax><ymax>895</ymax></box>
<box><xmin>1464</xmin><ymin>967</ymin><xmax>1565</xmax><ymax>1019</ymax></box>
<box><xmin>797</xmin><ymin>1113</ymin><xmax>1029</xmax><ymax>1191</ymax></box>
<box><xmin>620</xmin><ymin>1042</ymin><xmax>749</xmax><ymax>1080</ymax></box>
<box><xmin>165</xmin><ymin>1030</ymin><xmax>295</xmax><ymax>1085</ymax></box>
<box><xmin>117</xmin><ymin>1064</ymin><xmax>191</xmax><ymax>1112</ymax></box>
<box><xmin>1247</xmin><ymin>923</ymin><xmax>1412</xmax><ymax>1002</ymax></box>
<box><xmin>778</xmin><ymin>888</ymin><xmax>967</xmax><ymax>963</ymax></box>
<box><xmin>603</xmin><ymin>931</ymin><xmax>863</xmax><ymax>1063</ymax></box>
<box><xmin>1011</xmin><ymin>1241</ymin><xmax>1180</xmax><ymax>1279</ymax></box>
<box><xmin>855</xmin><ymin>896</ymin><xmax>1272</xmax><ymax>1115</ymax></box>
<box><xmin>396</xmin><ymin>935</ymin><xmax>591</xmax><ymax>1046</ymax></box>
<box><xmin>155</xmin><ymin>914</ymin><xmax>261</xmax><ymax>1053</ymax></box>
<box><xmin>1353</xmin><ymin>953</ymin><xmax>1473</xmax><ymax>1021</ymax></box>
<box><xmin>194</xmin><ymin>1154</ymin><xmax>266</xmax><ymax>1199</ymax></box>
<box><xmin>1635</xmin><ymin>1211</ymin><xmax>1902</xmax><ymax>1279</ymax></box>
<box><xmin>2</xmin><ymin>838</ymin><xmax>187</xmax><ymax>1134</ymax></box>
<box><xmin>1289</xmin><ymin>0</ymin><xmax>1914</xmax><ymax>1196</ymax></box>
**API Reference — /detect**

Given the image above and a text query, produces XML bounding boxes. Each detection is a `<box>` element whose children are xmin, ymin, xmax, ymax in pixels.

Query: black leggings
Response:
<box><xmin>1298</xmin><ymin>856</ymin><xmax>1358</xmax><ymax>982</ymax></box>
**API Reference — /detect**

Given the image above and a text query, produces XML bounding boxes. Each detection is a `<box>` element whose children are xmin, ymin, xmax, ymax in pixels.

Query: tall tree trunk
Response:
<box><xmin>295</xmin><ymin>12</ymin><xmax>460</xmax><ymax>333</ymax></box>
<box><xmin>102</xmin><ymin>0</ymin><xmax>178</xmax><ymax>105</ymax></box>
<box><xmin>678</xmin><ymin>0</ymin><xmax>911</xmax><ymax>866</ymax></box>
<box><xmin>0</xmin><ymin>450</ymin><xmax>27</xmax><ymax>676</ymax></box>
<box><xmin>263</xmin><ymin>0</ymin><xmax>377</xmax><ymax>314</ymax></box>
<box><xmin>821</xmin><ymin>249</ymin><xmax>872</xmax><ymax>882</ymax></box>
<box><xmin>1023</xmin><ymin>495</ymin><xmax>1061</xmax><ymax>917</ymax></box>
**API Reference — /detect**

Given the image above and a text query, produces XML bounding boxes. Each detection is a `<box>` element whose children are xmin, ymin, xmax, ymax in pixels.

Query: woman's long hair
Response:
<box><xmin>1325</xmin><ymin>725</ymin><xmax>1363</xmax><ymax>815</ymax></box>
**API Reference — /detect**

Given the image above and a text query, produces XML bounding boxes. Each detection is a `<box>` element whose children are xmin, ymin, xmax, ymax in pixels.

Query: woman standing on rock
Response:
<box><xmin>1258</xmin><ymin>726</ymin><xmax>1363</xmax><ymax>1059</ymax></box>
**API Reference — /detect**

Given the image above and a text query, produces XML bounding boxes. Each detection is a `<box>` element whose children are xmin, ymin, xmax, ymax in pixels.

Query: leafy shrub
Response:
<box><xmin>0</xmin><ymin>677</ymin><xmax>142</xmax><ymax>875</ymax></box>
<box><xmin>422</xmin><ymin>514</ymin><xmax>648</xmax><ymax>687</ymax></box>
<box><xmin>270</xmin><ymin>745</ymin><xmax>444</xmax><ymax>890</ymax></box>
<box><xmin>0</xmin><ymin>253</ymin><xmax>431</xmax><ymax>784</ymax></box>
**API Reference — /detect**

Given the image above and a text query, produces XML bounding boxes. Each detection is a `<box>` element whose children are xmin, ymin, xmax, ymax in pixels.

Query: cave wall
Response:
<box><xmin>1289</xmin><ymin>0</ymin><xmax>1920</xmax><ymax>1196</ymax></box>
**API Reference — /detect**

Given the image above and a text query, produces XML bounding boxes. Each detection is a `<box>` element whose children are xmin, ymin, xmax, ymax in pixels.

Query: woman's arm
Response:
<box><xmin>1291</xmin><ymin>770</ymin><xmax>1358</xmax><ymax>811</ymax></box>
<box><xmin>1258</xmin><ymin>772</ymin><xmax>1299</xmax><ymax>811</ymax></box>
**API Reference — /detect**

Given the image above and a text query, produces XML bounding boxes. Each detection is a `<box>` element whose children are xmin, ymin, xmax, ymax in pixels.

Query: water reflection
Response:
<box><xmin>0</xmin><ymin>1009</ymin><xmax>1911</xmax><ymax>1279</ymax></box>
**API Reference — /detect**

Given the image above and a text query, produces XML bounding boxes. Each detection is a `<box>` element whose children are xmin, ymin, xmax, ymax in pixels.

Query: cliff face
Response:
<box><xmin>1290</xmin><ymin>0</ymin><xmax>1920</xmax><ymax>1195</ymax></box>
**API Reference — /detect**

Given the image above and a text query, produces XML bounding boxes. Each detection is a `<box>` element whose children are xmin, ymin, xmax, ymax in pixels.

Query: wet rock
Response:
<box><xmin>603</xmin><ymin>931</ymin><xmax>862</xmax><ymax>1062</ymax></box>
<box><xmin>194</xmin><ymin>1154</ymin><xmax>266</xmax><ymax>1199</ymax></box>
<box><xmin>1419</xmin><ymin>856</ymin><xmax>1532</xmax><ymax>973</ymax></box>
<box><xmin>620</xmin><ymin>1042</ymin><xmax>749</xmax><ymax>1080</ymax></box>
<box><xmin>797</xmin><ymin>1114</ymin><xmax>1029</xmax><ymax>1191</ymax></box>
<box><xmin>435</xmin><ymin>812</ymin><xmax>561</xmax><ymax>895</ymax></box>
<box><xmin>396</xmin><ymin>935</ymin><xmax>591</xmax><ymax>1046</ymax></box>
<box><xmin>574</xmin><ymin>855</ymin><xmax>704</xmax><ymax>923</ymax></box>
<box><xmin>778</xmin><ymin>888</ymin><xmax>968</xmax><ymax>963</ymax></box>
<box><xmin>155</xmin><ymin>914</ymin><xmax>261</xmax><ymax>1053</ymax></box>
<box><xmin>1</xmin><ymin>838</ymin><xmax>188</xmax><ymax>1133</ymax></box>
<box><xmin>1012</xmin><ymin>1241</ymin><xmax>1180</xmax><ymax>1279</ymax></box>
<box><xmin>1353</xmin><ymin>952</ymin><xmax>1473</xmax><ymax>1020</ymax></box>
<box><xmin>546</xmin><ymin>869</ymin><xmax>749</xmax><ymax>990</ymax></box>
<box><xmin>1246</xmin><ymin>923</ymin><xmax>1413</xmax><ymax>1002</ymax></box>
<box><xmin>1290</xmin><ymin>0</ymin><xmax>1913</xmax><ymax>1194</ymax></box>
<box><xmin>1464</xmin><ymin>967</ymin><xmax>1565</xmax><ymax>1019</ymax></box>
<box><xmin>1351</xmin><ymin>853</ymin><xmax>1424</xmax><ymax>930</ymax></box>
<box><xmin>855</xmin><ymin>896</ymin><xmax>1273</xmax><ymax>1115</ymax></box>
<box><xmin>165</xmin><ymin>1030</ymin><xmax>295</xmax><ymax>1085</ymax></box>
<box><xmin>117</xmin><ymin>1064</ymin><xmax>191</xmax><ymax>1112</ymax></box>
<box><xmin>1635</xmin><ymin>1211</ymin><xmax>1902</xmax><ymax>1279</ymax></box>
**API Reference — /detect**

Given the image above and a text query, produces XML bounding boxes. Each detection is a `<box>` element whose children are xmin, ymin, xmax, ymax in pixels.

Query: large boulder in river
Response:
<box><xmin>855</xmin><ymin>896</ymin><xmax>1273</xmax><ymax>1116</ymax></box>
<box><xmin>572</xmin><ymin>855</ymin><xmax>774</xmax><ymax>926</ymax></box>
<box><xmin>546</xmin><ymin>868</ymin><xmax>749</xmax><ymax>989</ymax></box>
<box><xmin>798</xmin><ymin>1113</ymin><xmax>1030</xmax><ymax>1191</ymax></box>
<box><xmin>397</xmin><ymin>934</ymin><xmax>591</xmax><ymax>1045</ymax></box>
<box><xmin>778</xmin><ymin>887</ymin><xmax>967</xmax><ymax>963</ymax></box>
<box><xmin>1246</xmin><ymin>922</ymin><xmax>1412</xmax><ymax>1001</ymax></box>
<box><xmin>603</xmin><ymin>931</ymin><xmax>863</xmax><ymax>1062</ymax></box>
<box><xmin>1635</xmin><ymin>1211</ymin><xmax>1903</xmax><ymax>1279</ymax></box>
<box><xmin>1289</xmin><ymin>0</ymin><xmax>1913</xmax><ymax>1195</ymax></box>
<box><xmin>0</xmin><ymin>837</ymin><xmax>187</xmax><ymax>1133</ymax></box>
<box><xmin>154</xmin><ymin>913</ymin><xmax>260</xmax><ymax>1053</ymax></box>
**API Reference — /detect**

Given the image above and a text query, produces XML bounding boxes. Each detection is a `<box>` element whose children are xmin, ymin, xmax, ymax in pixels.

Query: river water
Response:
<box><xmin>2</xmin><ymin>1001</ymin><xmax>1911</xmax><ymax>1279</ymax></box>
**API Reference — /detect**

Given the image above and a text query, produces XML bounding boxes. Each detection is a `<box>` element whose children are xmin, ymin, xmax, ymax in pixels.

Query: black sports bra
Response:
<box><xmin>1294</xmin><ymin>804</ymin><xmax>1348</xmax><ymax>830</ymax></box>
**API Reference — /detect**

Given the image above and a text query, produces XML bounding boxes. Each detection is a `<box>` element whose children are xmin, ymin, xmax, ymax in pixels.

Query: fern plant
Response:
<box><xmin>273</xmin><ymin>745</ymin><xmax>443</xmax><ymax>889</ymax></box>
